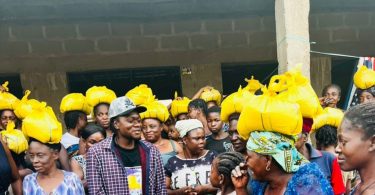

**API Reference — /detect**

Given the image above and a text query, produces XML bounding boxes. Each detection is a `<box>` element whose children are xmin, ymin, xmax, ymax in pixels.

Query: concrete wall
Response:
<box><xmin>181</xmin><ymin>64</ymin><xmax>223</xmax><ymax>97</ymax></box>
<box><xmin>0</xmin><ymin>0</ymin><xmax>375</xmax><ymax>114</ymax></box>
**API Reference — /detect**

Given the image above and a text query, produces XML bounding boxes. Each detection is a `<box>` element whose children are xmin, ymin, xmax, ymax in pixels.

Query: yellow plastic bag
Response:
<box><xmin>14</xmin><ymin>90</ymin><xmax>44</xmax><ymax>120</ymax></box>
<box><xmin>22</xmin><ymin>106</ymin><xmax>62</xmax><ymax>144</ymax></box>
<box><xmin>311</xmin><ymin>107</ymin><xmax>344</xmax><ymax>132</ymax></box>
<box><xmin>269</xmin><ymin>67</ymin><xmax>323</xmax><ymax>118</ymax></box>
<box><xmin>140</xmin><ymin>101</ymin><xmax>170</xmax><ymax>123</ymax></box>
<box><xmin>1</xmin><ymin>121</ymin><xmax>28</xmax><ymax>154</ymax></box>
<box><xmin>244</xmin><ymin>76</ymin><xmax>263</xmax><ymax>94</ymax></box>
<box><xmin>237</xmin><ymin>87</ymin><xmax>302</xmax><ymax>140</ymax></box>
<box><xmin>200</xmin><ymin>88</ymin><xmax>222</xmax><ymax>105</ymax></box>
<box><xmin>0</xmin><ymin>81</ymin><xmax>20</xmax><ymax>111</ymax></box>
<box><xmin>86</xmin><ymin>86</ymin><xmax>117</xmax><ymax>107</ymax></box>
<box><xmin>221</xmin><ymin>86</ymin><xmax>254</xmax><ymax>122</ymax></box>
<box><xmin>170</xmin><ymin>92</ymin><xmax>190</xmax><ymax>118</ymax></box>
<box><xmin>125</xmin><ymin>84</ymin><xmax>155</xmax><ymax>106</ymax></box>
<box><xmin>353</xmin><ymin>65</ymin><xmax>375</xmax><ymax>89</ymax></box>
<box><xmin>60</xmin><ymin>93</ymin><xmax>92</xmax><ymax>115</ymax></box>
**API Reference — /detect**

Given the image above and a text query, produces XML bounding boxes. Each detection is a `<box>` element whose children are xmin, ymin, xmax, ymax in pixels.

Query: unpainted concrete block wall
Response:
<box><xmin>0</xmin><ymin>0</ymin><xmax>374</xmax><ymax>114</ymax></box>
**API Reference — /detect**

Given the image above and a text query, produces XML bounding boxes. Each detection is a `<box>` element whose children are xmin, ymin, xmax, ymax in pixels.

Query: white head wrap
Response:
<box><xmin>175</xmin><ymin>119</ymin><xmax>203</xmax><ymax>138</ymax></box>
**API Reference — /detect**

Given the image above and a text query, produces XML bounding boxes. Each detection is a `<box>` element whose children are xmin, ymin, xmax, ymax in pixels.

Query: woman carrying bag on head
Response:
<box><xmin>22</xmin><ymin>106</ymin><xmax>84</xmax><ymax>195</ymax></box>
<box><xmin>140</xmin><ymin>101</ymin><xmax>182</xmax><ymax>166</ymax></box>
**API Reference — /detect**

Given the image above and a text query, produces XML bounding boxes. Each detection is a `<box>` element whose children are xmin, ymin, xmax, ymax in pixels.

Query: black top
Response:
<box><xmin>0</xmin><ymin>143</ymin><xmax>12</xmax><ymax>193</ymax></box>
<box><xmin>115</xmin><ymin>142</ymin><xmax>141</xmax><ymax>167</ymax></box>
<box><xmin>205</xmin><ymin>135</ymin><xmax>233</xmax><ymax>154</ymax></box>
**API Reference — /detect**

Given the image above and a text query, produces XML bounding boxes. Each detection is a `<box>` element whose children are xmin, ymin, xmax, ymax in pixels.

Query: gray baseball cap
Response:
<box><xmin>108</xmin><ymin>96</ymin><xmax>147</xmax><ymax>119</ymax></box>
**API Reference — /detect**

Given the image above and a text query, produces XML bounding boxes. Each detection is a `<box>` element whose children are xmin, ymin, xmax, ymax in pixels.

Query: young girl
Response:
<box><xmin>336</xmin><ymin>102</ymin><xmax>375</xmax><ymax>195</ymax></box>
<box><xmin>210</xmin><ymin>152</ymin><xmax>247</xmax><ymax>195</ymax></box>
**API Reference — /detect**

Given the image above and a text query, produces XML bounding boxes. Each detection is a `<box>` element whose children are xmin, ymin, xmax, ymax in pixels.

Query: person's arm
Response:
<box><xmin>331</xmin><ymin>158</ymin><xmax>346</xmax><ymax>195</ymax></box>
<box><xmin>235</xmin><ymin>188</ymin><xmax>249</xmax><ymax>195</ymax></box>
<box><xmin>193</xmin><ymin>183</ymin><xmax>218</xmax><ymax>194</ymax></box>
<box><xmin>86</xmin><ymin>148</ymin><xmax>105</xmax><ymax>195</ymax></box>
<box><xmin>153</xmin><ymin>149</ymin><xmax>167</xmax><ymax>194</ymax></box>
<box><xmin>18</xmin><ymin>168</ymin><xmax>33</xmax><ymax>179</ymax></box>
<box><xmin>344</xmin><ymin>171</ymin><xmax>354</xmax><ymax>195</ymax></box>
<box><xmin>345</xmin><ymin>177</ymin><xmax>351</xmax><ymax>195</ymax></box>
<box><xmin>172</xmin><ymin>140</ymin><xmax>183</xmax><ymax>155</ymax></box>
<box><xmin>1</xmin><ymin>139</ymin><xmax>22</xmax><ymax>195</ymax></box>
<box><xmin>70</xmin><ymin>158</ymin><xmax>84</xmax><ymax>180</ymax></box>
<box><xmin>78</xmin><ymin>138</ymin><xmax>86</xmax><ymax>155</ymax></box>
<box><xmin>71</xmin><ymin>172</ymin><xmax>85</xmax><ymax>194</ymax></box>
<box><xmin>192</xmin><ymin>86</ymin><xmax>212</xmax><ymax>100</ymax></box>
<box><xmin>59</xmin><ymin>145</ymin><xmax>71</xmax><ymax>171</ymax></box>
<box><xmin>166</xmin><ymin>177</ymin><xmax>192</xmax><ymax>195</ymax></box>
<box><xmin>231</xmin><ymin>163</ymin><xmax>250</xmax><ymax>195</ymax></box>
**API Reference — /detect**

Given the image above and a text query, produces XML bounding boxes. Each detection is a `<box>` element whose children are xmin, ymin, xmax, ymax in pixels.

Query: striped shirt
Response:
<box><xmin>87</xmin><ymin>136</ymin><xmax>167</xmax><ymax>195</ymax></box>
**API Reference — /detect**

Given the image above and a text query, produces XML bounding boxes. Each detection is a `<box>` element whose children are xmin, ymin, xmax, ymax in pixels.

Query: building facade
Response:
<box><xmin>0</xmin><ymin>0</ymin><xmax>374</xmax><ymax>120</ymax></box>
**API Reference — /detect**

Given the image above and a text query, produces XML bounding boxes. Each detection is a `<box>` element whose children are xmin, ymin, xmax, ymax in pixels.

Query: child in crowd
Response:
<box><xmin>205</xmin><ymin>106</ymin><xmax>233</xmax><ymax>154</ymax></box>
<box><xmin>210</xmin><ymin>152</ymin><xmax>247</xmax><ymax>195</ymax></box>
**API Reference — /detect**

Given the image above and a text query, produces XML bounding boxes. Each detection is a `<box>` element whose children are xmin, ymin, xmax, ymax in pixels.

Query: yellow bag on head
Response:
<box><xmin>14</xmin><ymin>90</ymin><xmax>44</xmax><ymax>120</ymax></box>
<box><xmin>170</xmin><ymin>92</ymin><xmax>190</xmax><ymax>118</ymax></box>
<box><xmin>1</xmin><ymin>121</ymin><xmax>28</xmax><ymax>154</ymax></box>
<box><xmin>311</xmin><ymin>107</ymin><xmax>344</xmax><ymax>132</ymax></box>
<box><xmin>22</xmin><ymin>106</ymin><xmax>62</xmax><ymax>144</ymax></box>
<box><xmin>244</xmin><ymin>76</ymin><xmax>263</xmax><ymax>94</ymax></box>
<box><xmin>0</xmin><ymin>81</ymin><xmax>20</xmax><ymax>111</ymax></box>
<box><xmin>237</xmin><ymin>87</ymin><xmax>302</xmax><ymax>140</ymax></box>
<box><xmin>200</xmin><ymin>88</ymin><xmax>222</xmax><ymax>106</ymax></box>
<box><xmin>125</xmin><ymin>84</ymin><xmax>155</xmax><ymax>106</ymax></box>
<box><xmin>221</xmin><ymin>86</ymin><xmax>254</xmax><ymax>122</ymax></box>
<box><xmin>140</xmin><ymin>101</ymin><xmax>170</xmax><ymax>123</ymax></box>
<box><xmin>269</xmin><ymin>67</ymin><xmax>323</xmax><ymax>118</ymax></box>
<box><xmin>353</xmin><ymin>65</ymin><xmax>375</xmax><ymax>90</ymax></box>
<box><xmin>86</xmin><ymin>86</ymin><xmax>117</xmax><ymax>107</ymax></box>
<box><xmin>60</xmin><ymin>93</ymin><xmax>91</xmax><ymax>115</ymax></box>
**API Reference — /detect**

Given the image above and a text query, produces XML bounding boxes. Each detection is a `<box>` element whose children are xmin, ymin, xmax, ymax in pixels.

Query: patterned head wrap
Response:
<box><xmin>246</xmin><ymin>131</ymin><xmax>308</xmax><ymax>173</ymax></box>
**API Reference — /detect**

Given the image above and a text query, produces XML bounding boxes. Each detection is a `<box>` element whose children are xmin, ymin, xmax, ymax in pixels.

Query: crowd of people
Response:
<box><xmin>0</xmin><ymin>65</ymin><xmax>374</xmax><ymax>195</ymax></box>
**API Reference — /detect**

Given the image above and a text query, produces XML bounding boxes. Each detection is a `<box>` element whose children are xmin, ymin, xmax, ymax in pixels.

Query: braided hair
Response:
<box><xmin>345</xmin><ymin>102</ymin><xmax>375</xmax><ymax>139</ymax></box>
<box><xmin>315</xmin><ymin>125</ymin><xmax>338</xmax><ymax>148</ymax></box>
<box><xmin>215</xmin><ymin>152</ymin><xmax>245</xmax><ymax>179</ymax></box>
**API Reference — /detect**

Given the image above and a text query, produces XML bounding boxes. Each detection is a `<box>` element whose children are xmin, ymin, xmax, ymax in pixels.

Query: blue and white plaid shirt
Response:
<box><xmin>87</xmin><ymin>136</ymin><xmax>167</xmax><ymax>195</ymax></box>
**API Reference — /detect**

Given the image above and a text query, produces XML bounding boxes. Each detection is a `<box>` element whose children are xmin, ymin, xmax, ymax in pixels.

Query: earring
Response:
<box><xmin>265</xmin><ymin>161</ymin><xmax>271</xmax><ymax>171</ymax></box>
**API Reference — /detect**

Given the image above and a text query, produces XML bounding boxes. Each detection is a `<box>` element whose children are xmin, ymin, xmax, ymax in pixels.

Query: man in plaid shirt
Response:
<box><xmin>87</xmin><ymin>96</ymin><xmax>167</xmax><ymax>194</ymax></box>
